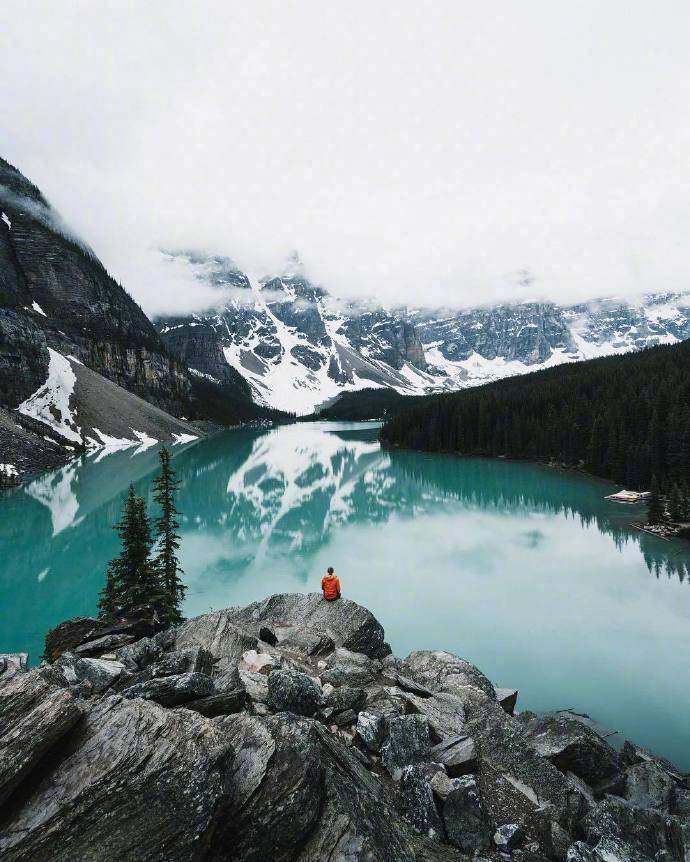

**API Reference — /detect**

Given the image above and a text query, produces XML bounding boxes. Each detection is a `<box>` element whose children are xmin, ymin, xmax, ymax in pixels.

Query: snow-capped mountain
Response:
<box><xmin>156</xmin><ymin>251</ymin><xmax>690</xmax><ymax>415</ymax></box>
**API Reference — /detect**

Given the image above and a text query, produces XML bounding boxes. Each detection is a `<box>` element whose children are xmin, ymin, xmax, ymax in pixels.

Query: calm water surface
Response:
<box><xmin>2</xmin><ymin>422</ymin><xmax>689</xmax><ymax>768</ymax></box>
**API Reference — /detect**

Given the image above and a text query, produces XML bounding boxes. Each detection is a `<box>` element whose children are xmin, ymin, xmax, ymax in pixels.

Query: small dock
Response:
<box><xmin>605</xmin><ymin>489</ymin><xmax>650</xmax><ymax>504</ymax></box>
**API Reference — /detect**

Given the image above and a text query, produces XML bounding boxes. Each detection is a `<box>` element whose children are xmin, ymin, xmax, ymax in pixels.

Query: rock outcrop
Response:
<box><xmin>1</xmin><ymin>592</ymin><xmax>688</xmax><ymax>862</ymax></box>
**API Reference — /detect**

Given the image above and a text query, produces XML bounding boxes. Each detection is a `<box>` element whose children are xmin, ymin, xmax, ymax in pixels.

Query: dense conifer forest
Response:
<box><xmin>380</xmin><ymin>340</ymin><xmax>690</xmax><ymax>495</ymax></box>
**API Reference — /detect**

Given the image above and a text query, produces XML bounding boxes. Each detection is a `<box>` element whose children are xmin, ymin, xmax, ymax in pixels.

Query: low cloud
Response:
<box><xmin>2</xmin><ymin>2</ymin><xmax>689</xmax><ymax>315</ymax></box>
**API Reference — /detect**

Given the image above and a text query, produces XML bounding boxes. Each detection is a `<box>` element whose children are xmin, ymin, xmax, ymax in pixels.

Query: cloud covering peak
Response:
<box><xmin>2</xmin><ymin>1</ymin><xmax>689</xmax><ymax>315</ymax></box>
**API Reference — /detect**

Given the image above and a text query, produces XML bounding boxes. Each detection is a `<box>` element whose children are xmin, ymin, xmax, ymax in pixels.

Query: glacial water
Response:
<box><xmin>1</xmin><ymin>422</ymin><xmax>689</xmax><ymax>768</ymax></box>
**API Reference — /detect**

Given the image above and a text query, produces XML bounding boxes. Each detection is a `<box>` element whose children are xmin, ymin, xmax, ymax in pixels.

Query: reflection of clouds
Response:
<box><xmin>516</xmin><ymin>529</ymin><xmax>546</xmax><ymax>549</ymax></box>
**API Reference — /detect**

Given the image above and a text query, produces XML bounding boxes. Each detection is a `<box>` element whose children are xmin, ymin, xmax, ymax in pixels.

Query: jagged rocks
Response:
<box><xmin>183</xmin><ymin>690</ymin><xmax>246</xmax><ymax>717</ymax></box>
<box><xmin>356</xmin><ymin>709</ymin><xmax>387</xmax><ymax>752</ymax></box>
<box><xmin>43</xmin><ymin>616</ymin><xmax>103</xmax><ymax>661</ymax></box>
<box><xmin>623</xmin><ymin>760</ymin><xmax>677</xmax><ymax>812</ymax></box>
<box><xmin>381</xmin><ymin>714</ymin><xmax>432</xmax><ymax>778</ymax></box>
<box><xmin>517</xmin><ymin>712</ymin><xmax>622</xmax><ymax>792</ymax></box>
<box><xmin>240</xmin><ymin>649</ymin><xmax>280</xmax><ymax>675</ymax></box>
<box><xmin>402</xmin><ymin>691</ymin><xmax>468</xmax><ymax>742</ymax></box>
<box><xmin>0</xmin><ymin>668</ymin><xmax>82</xmax><ymax>807</ymax></box>
<box><xmin>495</xmin><ymin>687</ymin><xmax>519</xmax><ymax>715</ymax></box>
<box><xmin>429</xmin><ymin>735</ymin><xmax>477</xmax><ymax>777</ymax></box>
<box><xmin>442</xmin><ymin>775</ymin><xmax>492</xmax><ymax>851</ymax></box>
<box><xmin>404</xmin><ymin>650</ymin><xmax>497</xmax><ymax>700</ymax></box>
<box><xmin>0</xmin><ymin>695</ymin><xmax>234</xmax><ymax>861</ymax></box>
<box><xmin>399</xmin><ymin>764</ymin><xmax>445</xmax><ymax>840</ymax></box>
<box><xmin>266</xmin><ymin>669</ymin><xmax>323</xmax><ymax>716</ymax></box>
<box><xmin>74</xmin><ymin>633</ymin><xmax>136</xmax><ymax>657</ymax></box>
<box><xmin>122</xmin><ymin>671</ymin><xmax>215</xmax><ymax>706</ymax></box>
<box><xmin>144</xmin><ymin>646</ymin><xmax>214</xmax><ymax>679</ymax></box>
<box><xmin>494</xmin><ymin>823</ymin><xmax>525</xmax><ymax>851</ymax></box>
<box><xmin>55</xmin><ymin>653</ymin><xmax>125</xmax><ymax>693</ymax></box>
<box><xmin>324</xmin><ymin>685</ymin><xmax>367</xmax><ymax>716</ymax></box>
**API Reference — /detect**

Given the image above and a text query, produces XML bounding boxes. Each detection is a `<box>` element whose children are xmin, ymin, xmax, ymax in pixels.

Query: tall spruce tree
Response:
<box><xmin>152</xmin><ymin>446</ymin><xmax>186</xmax><ymax>624</ymax></box>
<box><xmin>668</xmin><ymin>484</ymin><xmax>683</xmax><ymax>523</ymax></box>
<box><xmin>646</xmin><ymin>475</ymin><xmax>665</xmax><ymax>526</ymax></box>
<box><xmin>98</xmin><ymin>484</ymin><xmax>160</xmax><ymax>622</ymax></box>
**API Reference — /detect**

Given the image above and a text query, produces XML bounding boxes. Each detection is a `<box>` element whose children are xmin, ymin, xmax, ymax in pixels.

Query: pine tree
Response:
<box><xmin>668</xmin><ymin>484</ymin><xmax>683</xmax><ymax>523</ymax></box>
<box><xmin>98</xmin><ymin>484</ymin><xmax>160</xmax><ymax>621</ymax></box>
<box><xmin>647</xmin><ymin>475</ymin><xmax>665</xmax><ymax>525</ymax></box>
<box><xmin>152</xmin><ymin>446</ymin><xmax>186</xmax><ymax>624</ymax></box>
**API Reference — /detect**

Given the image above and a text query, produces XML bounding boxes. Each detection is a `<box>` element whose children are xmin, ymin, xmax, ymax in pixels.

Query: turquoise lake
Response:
<box><xmin>1</xmin><ymin>421</ymin><xmax>689</xmax><ymax>768</ymax></box>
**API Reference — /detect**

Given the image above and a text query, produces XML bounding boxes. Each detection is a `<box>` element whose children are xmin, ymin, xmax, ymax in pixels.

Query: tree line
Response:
<box><xmin>380</xmin><ymin>340</ymin><xmax>690</xmax><ymax>509</ymax></box>
<box><xmin>98</xmin><ymin>446</ymin><xmax>186</xmax><ymax>625</ymax></box>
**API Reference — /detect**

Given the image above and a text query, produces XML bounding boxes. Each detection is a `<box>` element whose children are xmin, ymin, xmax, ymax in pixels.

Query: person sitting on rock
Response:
<box><xmin>321</xmin><ymin>566</ymin><xmax>341</xmax><ymax>601</ymax></box>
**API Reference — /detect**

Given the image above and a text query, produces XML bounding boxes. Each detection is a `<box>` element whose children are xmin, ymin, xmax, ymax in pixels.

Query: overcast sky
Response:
<box><xmin>2</xmin><ymin>1</ymin><xmax>690</xmax><ymax>315</ymax></box>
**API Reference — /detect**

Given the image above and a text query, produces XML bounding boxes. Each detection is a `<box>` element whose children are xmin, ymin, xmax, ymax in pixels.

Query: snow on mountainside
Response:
<box><xmin>156</xmin><ymin>251</ymin><xmax>690</xmax><ymax>414</ymax></box>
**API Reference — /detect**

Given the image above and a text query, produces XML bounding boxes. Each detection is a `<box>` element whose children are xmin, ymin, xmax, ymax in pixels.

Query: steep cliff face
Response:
<box><xmin>0</xmin><ymin>156</ymin><xmax>190</xmax><ymax>414</ymax></box>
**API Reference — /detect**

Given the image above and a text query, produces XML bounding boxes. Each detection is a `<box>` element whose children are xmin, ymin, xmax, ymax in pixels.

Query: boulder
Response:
<box><xmin>429</xmin><ymin>735</ymin><xmax>477</xmax><ymax>777</ymax></box>
<box><xmin>215</xmin><ymin>593</ymin><xmax>389</xmax><ymax>659</ymax></box>
<box><xmin>380</xmin><ymin>715</ymin><xmax>432</xmax><ymax>778</ymax></box>
<box><xmin>114</xmin><ymin>629</ymin><xmax>174</xmax><ymax>672</ymax></box>
<box><xmin>389</xmin><ymin>672</ymin><xmax>434</xmax><ymax>698</ymax></box>
<box><xmin>183</xmin><ymin>690</ymin><xmax>246</xmax><ymax>717</ymax></box>
<box><xmin>495</xmin><ymin>687</ymin><xmax>519</xmax><ymax>715</ymax></box>
<box><xmin>56</xmin><ymin>653</ymin><xmax>125</xmax><ymax>693</ymax></box>
<box><xmin>74</xmin><ymin>633</ymin><xmax>136</xmax><ymax>657</ymax></box>
<box><xmin>240</xmin><ymin>649</ymin><xmax>280</xmax><ymax>675</ymax></box>
<box><xmin>239</xmin><ymin>669</ymin><xmax>270</xmax><ymax>703</ymax></box>
<box><xmin>0</xmin><ymin>694</ymin><xmax>234</xmax><ymax>861</ymax></box>
<box><xmin>218</xmin><ymin>713</ymin><xmax>422</xmax><ymax>861</ymax></box>
<box><xmin>401</xmin><ymin>691</ymin><xmax>468</xmax><ymax>742</ymax></box>
<box><xmin>43</xmin><ymin>616</ymin><xmax>103</xmax><ymax>662</ymax></box>
<box><xmin>624</xmin><ymin>760</ymin><xmax>677</xmax><ymax>812</ymax></box>
<box><xmin>494</xmin><ymin>823</ymin><xmax>524</xmax><ymax>851</ymax></box>
<box><xmin>466</xmin><ymin>700</ymin><xmax>589</xmax><ymax>836</ymax></box>
<box><xmin>403</xmin><ymin>651</ymin><xmax>497</xmax><ymax>701</ymax></box>
<box><xmin>321</xmin><ymin>663</ymin><xmax>376</xmax><ymax>688</ymax></box>
<box><xmin>122</xmin><ymin>672</ymin><xmax>214</xmax><ymax>707</ymax></box>
<box><xmin>144</xmin><ymin>646</ymin><xmax>214</xmax><ymax>679</ymax></box>
<box><xmin>356</xmin><ymin>710</ymin><xmax>387</xmax><ymax>752</ymax></box>
<box><xmin>398</xmin><ymin>764</ymin><xmax>445</xmax><ymax>840</ymax></box>
<box><xmin>580</xmin><ymin>795</ymin><xmax>687</xmax><ymax>862</ymax></box>
<box><xmin>0</xmin><ymin>668</ymin><xmax>83</xmax><ymax>807</ymax></box>
<box><xmin>267</xmin><ymin>669</ymin><xmax>323</xmax><ymax>717</ymax></box>
<box><xmin>175</xmin><ymin>613</ymin><xmax>258</xmax><ymax>665</ymax></box>
<box><xmin>442</xmin><ymin>775</ymin><xmax>491</xmax><ymax>851</ymax></box>
<box><xmin>324</xmin><ymin>685</ymin><xmax>367</xmax><ymax>715</ymax></box>
<box><xmin>0</xmin><ymin>653</ymin><xmax>28</xmax><ymax>680</ymax></box>
<box><xmin>517</xmin><ymin>712</ymin><xmax>622</xmax><ymax>792</ymax></box>
<box><xmin>276</xmin><ymin>627</ymin><xmax>335</xmax><ymax>656</ymax></box>
<box><xmin>332</xmin><ymin>708</ymin><xmax>358</xmax><ymax>727</ymax></box>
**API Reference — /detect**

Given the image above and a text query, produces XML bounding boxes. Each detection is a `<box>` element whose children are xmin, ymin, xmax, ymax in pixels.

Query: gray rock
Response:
<box><xmin>215</xmin><ymin>592</ymin><xmax>389</xmax><ymax>658</ymax></box>
<box><xmin>175</xmin><ymin>613</ymin><xmax>258</xmax><ymax>664</ymax></box>
<box><xmin>391</xmin><ymin>672</ymin><xmax>434</xmax><ymax>697</ymax></box>
<box><xmin>401</xmin><ymin>690</ymin><xmax>468</xmax><ymax>741</ymax></box>
<box><xmin>399</xmin><ymin>764</ymin><xmax>445</xmax><ymax>840</ymax></box>
<box><xmin>182</xmin><ymin>690</ymin><xmax>246</xmax><ymax>717</ymax></box>
<box><xmin>56</xmin><ymin>653</ymin><xmax>125</xmax><ymax>693</ymax></box>
<box><xmin>566</xmin><ymin>841</ymin><xmax>598</xmax><ymax>862</ymax></box>
<box><xmin>381</xmin><ymin>715</ymin><xmax>432</xmax><ymax>778</ymax></box>
<box><xmin>404</xmin><ymin>650</ymin><xmax>497</xmax><ymax>700</ymax></box>
<box><xmin>443</xmin><ymin>775</ymin><xmax>491</xmax><ymax>850</ymax></box>
<box><xmin>321</xmin><ymin>663</ymin><xmax>376</xmax><ymax>688</ymax></box>
<box><xmin>276</xmin><ymin>627</ymin><xmax>335</xmax><ymax>656</ymax></box>
<box><xmin>332</xmin><ymin>708</ymin><xmax>358</xmax><ymax>727</ymax></box>
<box><xmin>0</xmin><ymin>653</ymin><xmax>28</xmax><ymax>679</ymax></box>
<box><xmin>624</xmin><ymin>760</ymin><xmax>676</xmax><ymax>812</ymax></box>
<box><xmin>218</xmin><ymin>712</ymin><xmax>422</xmax><ymax>861</ymax></box>
<box><xmin>74</xmin><ymin>633</ymin><xmax>135</xmax><ymax>657</ymax></box>
<box><xmin>517</xmin><ymin>712</ymin><xmax>622</xmax><ymax>791</ymax></box>
<box><xmin>429</xmin><ymin>735</ymin><xmax>477</xmax><ymax>777</ymax></box>
<box><xmin>239</xmin><ymin>669</ymin><xmax>270</xmax><ymax>703</ymax></box>
<box><xmin>114</xmin><ymin>630</ymin><xmax>172</xmax><ymax>672</ymax></box>
<box><xmin>0</xmin><ymin>668</ymin><xmax>83</xmax><ymax>807</ymax></box>
<box><xmin>580</xmin><ymin>795</ymin><xmax>686</xmax><ymax>862</ymax></box>
<box><xmin>122</xmin><ymin>672</ymin><xmax>214</xmax><ymax>706</ymax></box>
<box><xmin>213</xmin><ymin>664</ymin><xmax>243</xmax><ymax>693</ymax></box>
<box><xmin>267</xmin><ymin>669</ymin><xmax>323</xmax><ymax>716</ymax></box>
<box><xmin>356</xmin><ymin>710</ymin><xmax>387</xmax><ymax>752</ymax></box>
<box><xmin>495</xmin><ymin>687</ymin><xmax>519</xmax><ymax>715</ymax></box>
<box><xmin>325</xmin><ymin>685</ymin><xmax>367</xmax><ymax>715</ymax></box>
<box><xmin>145</xmin><ymin>646</ymin><xmax>214</xmax><ymax>679</ymax></box>
<box><xmin>0</xmin><ymin>694</ymin><xmax>233</xmax><ymax>861</ymax></box>
<box><xmin>494</xmin><ymin>823</ymin><xmax>524</xmax><ymax>851</ymax></box>
<box><xmin>42</xmin><ymin>616</ymin><xmax>104</xmax><ymax>662</ymax></box>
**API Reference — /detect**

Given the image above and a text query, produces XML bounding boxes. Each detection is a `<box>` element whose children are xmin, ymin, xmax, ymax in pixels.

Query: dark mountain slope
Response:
<box><xmin>380</xmin><ymin>340</ymin><xmax>690</xmax><ymax>490</ymax></box>
<box><xmin>0</xmin><ymin>156</ymin><xmax>189</xmax><ymax>412</ymax></box>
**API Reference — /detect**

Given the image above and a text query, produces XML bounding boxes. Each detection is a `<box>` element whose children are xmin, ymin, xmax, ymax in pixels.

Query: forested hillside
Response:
<box><xmin>380</xmin><ymin>341</ymin><xmax>690</xmax><ymax>491</ymax></box>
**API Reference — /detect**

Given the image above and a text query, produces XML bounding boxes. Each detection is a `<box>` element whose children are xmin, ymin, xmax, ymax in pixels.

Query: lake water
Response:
<box><xmin>2</xmin><ymin>421</ymin><xmax>689</xmax><ymax>768</ymax></box>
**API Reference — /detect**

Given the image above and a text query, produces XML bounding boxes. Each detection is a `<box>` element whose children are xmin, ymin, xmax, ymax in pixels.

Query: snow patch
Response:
<box><xmin>1</xmin><ymin>212</ymin><xmax>10</xmax><ymax>229</ymax></box>
<box><xmin>0</xmin><ymin>463</ymin><xmax>19</xmax><ymax>477</ymax></box>
<box><xmin>31</xmin><ymin>301</ymin><xmax>47</xmax><ymax>317</ymax></box>
<box><xmin>18</xmin><ymin>349</ymin><xmax>82</xmax><ymax>443</ymax></box>
<box><xmin>172</xmin><ymin>432</ymin><xmax>199</xmax><ymax>445</ymax></box>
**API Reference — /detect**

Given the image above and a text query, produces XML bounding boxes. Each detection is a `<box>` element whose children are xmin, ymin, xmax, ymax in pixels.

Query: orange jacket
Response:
<box><xmin>321</xmin><ymin>574</ymin><xmax>341</xmax><ymax>601</ymax></box>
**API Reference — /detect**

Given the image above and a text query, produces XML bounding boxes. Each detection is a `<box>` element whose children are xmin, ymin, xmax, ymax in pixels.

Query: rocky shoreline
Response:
<box><xmin>1</xmin><ymin>593</ymin><xmax>688</xmax><ymax>861</ymax></box>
